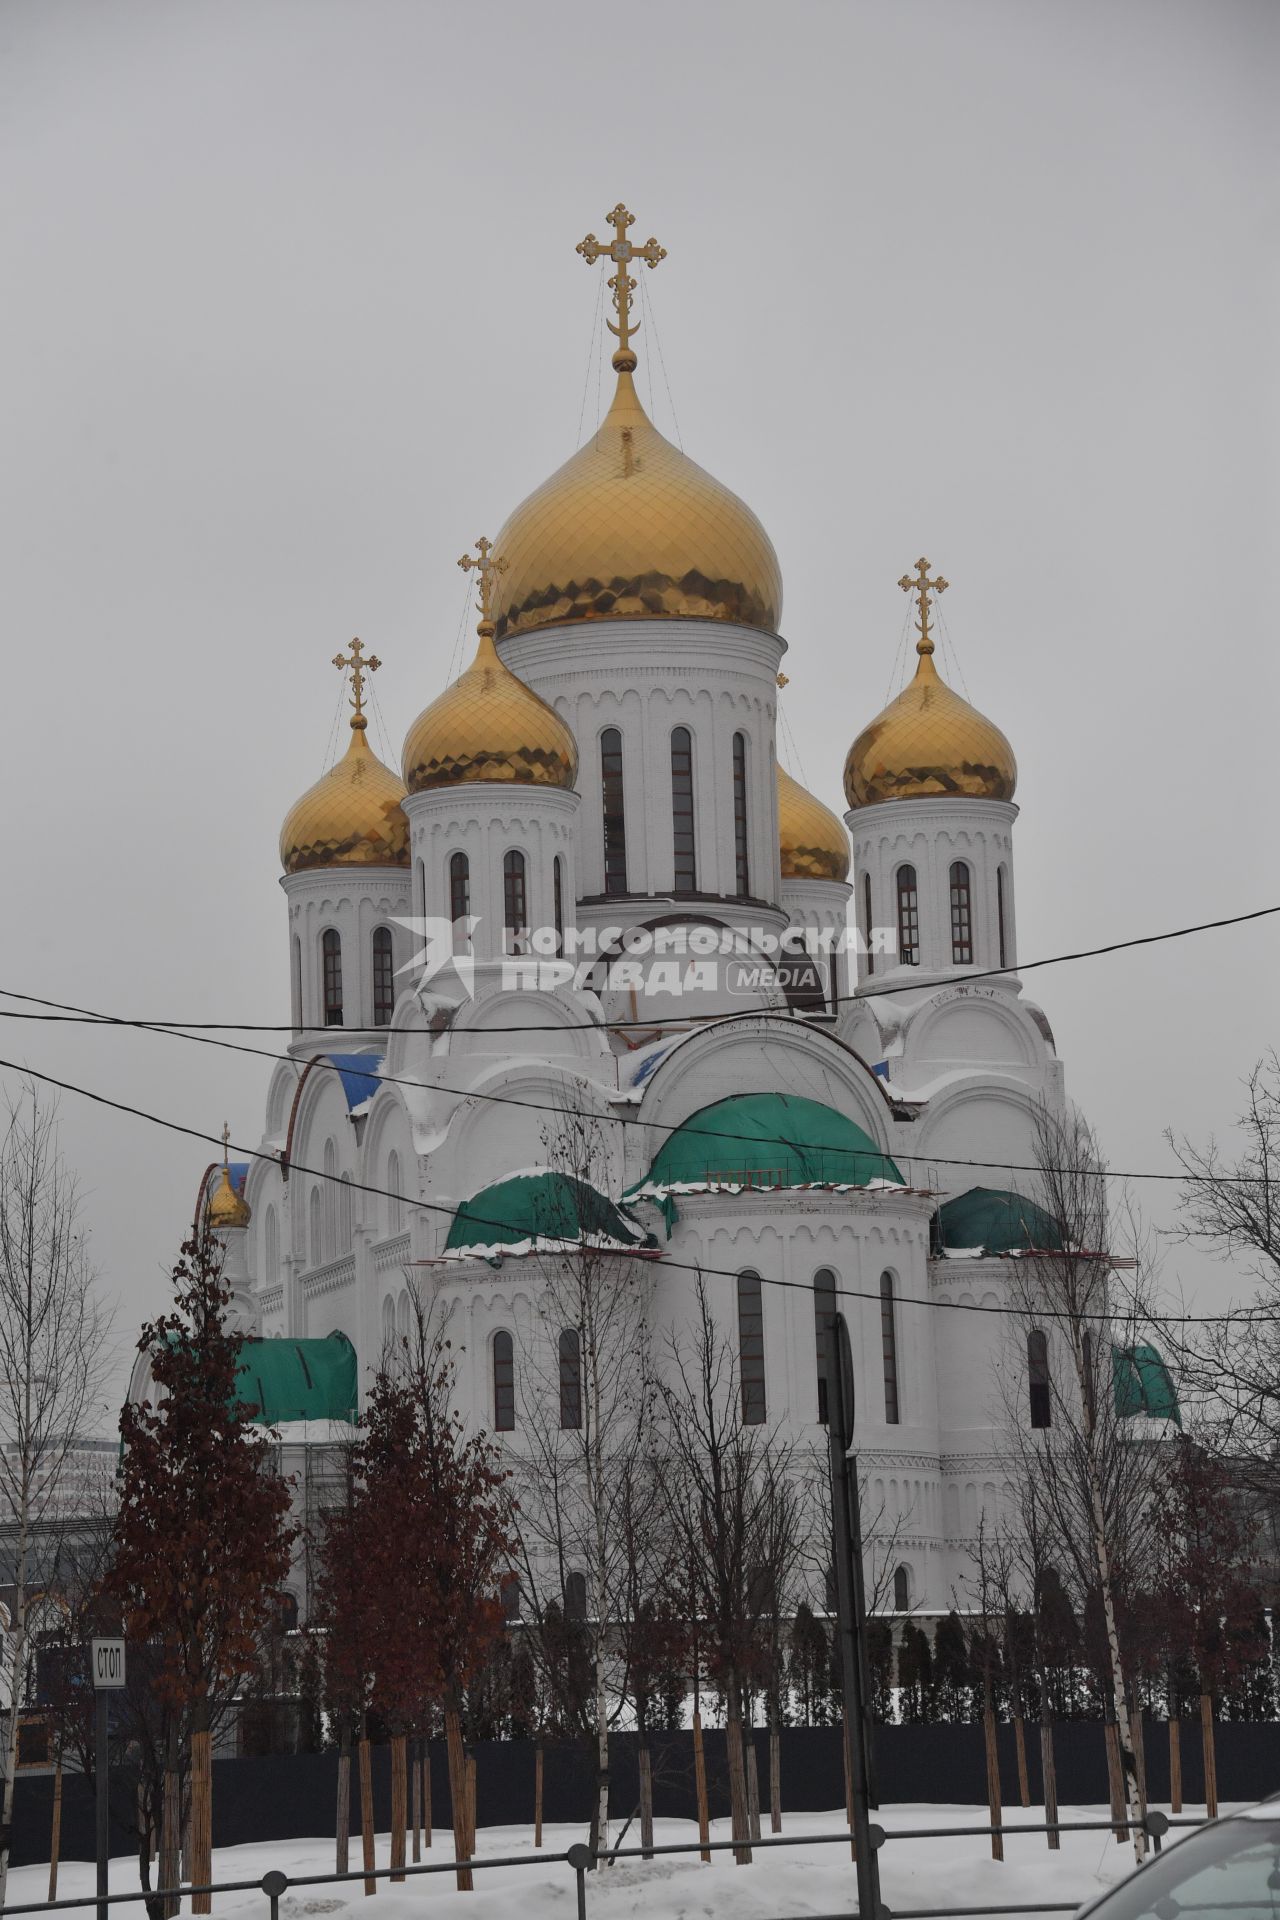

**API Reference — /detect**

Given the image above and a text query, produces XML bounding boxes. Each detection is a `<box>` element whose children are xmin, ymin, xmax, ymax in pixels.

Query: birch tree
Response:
<box><xmin>0</xmin><ymin>1088</ymin><xmax>111</xmax><ymax>1909</ymax></box>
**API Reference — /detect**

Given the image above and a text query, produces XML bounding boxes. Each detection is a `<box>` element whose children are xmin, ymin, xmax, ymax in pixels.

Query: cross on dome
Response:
<box><xmin>458</xmin><ymin>537</ymin><xmax>507</xmax><ymax>628</ymax></box>
<box><xmin>221</xmin><ymin>1121</ymin><xmax>231</xmax><ymax>1166</ymax></box>
<box><xmin>576</xmin><ymin>203</ymin><xmax>666</xmax><ymax>373</ymax></box>
<box><xmin>332</xmin><ymin>637</ymin><xmax>381</xmax><ymax>731</ymax></box>
<box><xmin>899</xmin><ymin>558</ymin><xmax>949</xmax><ymax>657</ymax></box>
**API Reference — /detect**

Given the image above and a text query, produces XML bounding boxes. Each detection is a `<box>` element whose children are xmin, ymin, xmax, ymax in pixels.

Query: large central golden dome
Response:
<box><xmin>491</xmin><ymin>371</ymin><xmax>782</xmax><ymax>640</ymax></box>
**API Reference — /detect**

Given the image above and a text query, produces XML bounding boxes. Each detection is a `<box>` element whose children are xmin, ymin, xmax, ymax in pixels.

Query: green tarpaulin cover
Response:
<box><xmin>934</xmin><ymin>1186</ymin><xmax>1064</xmax><ymax>1254</ymax></box>
<box><xmin>444</xmin><ymin>1170</ymin><xmax>650</xmax><ymax>1262</ymax></box>
<box><xmin>626</xmin><ymin>1093</ymin><xmax>903</xmax><ymax>1213</ymax></box>
<box><xmin>1113</xmin><ymin>1343</ymin><xmax>1181</xmax><ymax>1425</ymax></box>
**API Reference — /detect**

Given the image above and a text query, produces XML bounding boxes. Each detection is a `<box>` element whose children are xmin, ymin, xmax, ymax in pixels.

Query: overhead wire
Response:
<box><xmin>0</xmin><ymin>1049</ymin><xmax>1256</xmax><ymax>1331</ymax></box>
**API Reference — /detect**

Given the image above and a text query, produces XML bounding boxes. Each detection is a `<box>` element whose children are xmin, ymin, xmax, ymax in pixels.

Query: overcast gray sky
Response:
<box><xmin>1</xmin><ymin>0</ymin><xmax>1276</xmax><ymax>1409</ymax></box>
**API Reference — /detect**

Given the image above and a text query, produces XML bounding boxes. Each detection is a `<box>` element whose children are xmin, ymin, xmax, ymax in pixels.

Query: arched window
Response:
<box><xmin>381</xmin><ymin>1294</ymin><xmax>395</xmax><ymax>1353</ymax></box>
<box><xmin>502</xmin><ymin>1575</ymin><xmax>522</xmax><ymax>1622</ymax></box>
<box><xmin>1028</xmin><ymin>1329</ymin><xmax>1051</xmax><ymax>1429</ymax></box>
<box><xmin>559</xmin><ymin>1328</ymin><xmax>582</xmax><ymax>1430</ymax></box>
<box><xmin>387</xmin><ymin>1150</ymin><xmax>403</xmax><ymax>1235</ymax></box>
<box><xmin>670</xmin><ymin>727</ymin><xmax>697</xmax><ymax>894</ymax></box>
<box><xmin>565</xmin><ymin>1570</ymin><xmax>587</xmax><ymax>1620</ymax></box>
<box><xmin>277</xmin><ymin>1591</ymin><xmax>299</xmax><ymax>1632</ymax></box>
<box><xmin>1082</xmin><ymin>1328</ymin><xmax>1097</xmax><ymax>1425</ymax></box>
<box><xmin>863</xmin><ymin>872</ymin><xmax>875</xmax><ymax>979</ymax></box>
<box><xmin>493</xmin><ymin>1330</ymin><xmax>515</xmax><ymax>1433</ymax></box>
<box><xmin>397</xmin><ymin>1288</ymin><xmax>411</xmax><ymax>1352</ymax></box>
<box><xmin>449</xmin><ymin>851</ymin><xmax>470</xmax><ymax>933</ymax></box>
<box><xmin>997</xmin><ymin>865</ymin><xmax>1009</xmax><ymax>971</ymax></box>
<box><xmin>732</xmin><ymin>731</ymin><xmax>750</xmax><ymax>898</ymax></box>
<box><xmin>553</xmin><ymin>856</ymin><xmax>565</xmax><ymax>956</ymax></box>
<box><xmin>600</xmin><ymin>727</ymin><xmax>628</xmax><ymax>895</ymax></box>
<box><xmin>895</xmin><ymin>866</ymin><xmax>920</xmax><ymax>967</ymax></box>
<box><xmin>893</xmin><ymin>1564</ymin><xmax>910</xmax><ymax>1612</ymax></box>
<box><xmin>813</xmin><ymin>1268</ymin><xmax>837</xmax><ymax>1425</ymax></box>
<box><xmin>339</xmin><ymin>1173</ymin><xmax>353</xmax><ymax>1252</ymax></box>
<box><xmin>503</xmin><ymin>850</ymin><xmax>527</xmax><ymax>941</ymax></box>
<box><xmin>321</xmin><ymin>929</ymin><xmax>343</xmax><ymax>1025</ymax></box>
<box><xmin>291</xmin><ymin>936</ymin><xmax>303</xmax><ymax>1031</ymax></box>
<box><xmin>416</xmin><ymin>858</ymin><xmax>426</xmax><ymax>922</ymax></box>
<box><xmin>880</xmin><ymin>1271</ymin><xmax>901</xmax><ymax>1424</ymax></box>
<box><xmin>263</xmin><ymin>1205</ymin><xmax>279</xmax><ymax>1283</ymax></box>
<box><xmin>949</xmin><ymin>861</ymin><xmax>973</xmax><ymax>966</ymax></box>
<box><xmin>323</xmin><ymin>1140</ymin><xmax>337</xmax><ymax>1259</ymax></box>
<box><xmin>308</xmin><ymin>1188</ymin><xmax>322</xmax><ymax>1267</ymax></box>
<box><xmin>372</xmin><ymin>926</ymin><xmax>394</xmax><ymax>1025</ymax></box>
<box><xmin>737</xmin><ymin>1270</ymin><xmax>766</xmax><ymax>1425</ymax></box>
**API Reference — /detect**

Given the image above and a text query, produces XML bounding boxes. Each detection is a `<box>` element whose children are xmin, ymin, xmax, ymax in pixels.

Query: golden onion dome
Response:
<box><xmin>207</xmin><ymin>1162</ymin><xmax>251</xmax><ymax>1232</ymax></box>
<box><xmin>778</xmin><ymin>764</ymin><xmax>850</xmax><ymax>882</ymax></box>
<box><xmin>844</xmin><ymin>644</ymin><xmax>1017</xmax><ymax>810</ymax></box>
<box><xmin>490</xmin><ymin>370</ymin><xmax>783</xmax><ymax>641</ymax></box>
<box><xmin>280</xmin><ymin>718</ymin><xmax>410</xmax><ymax>874</ymax></box>
<box><xmin>402</xmin><ymin>621</ymin><xmax>578</xmax><ymax>793</ymax></box>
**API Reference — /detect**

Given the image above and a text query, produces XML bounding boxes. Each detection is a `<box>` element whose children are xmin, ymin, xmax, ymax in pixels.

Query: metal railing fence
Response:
<box><xmin>0</xmin><ymin>1808</ymin><xmax>1208</xmax><ymax>1920</ymax></box>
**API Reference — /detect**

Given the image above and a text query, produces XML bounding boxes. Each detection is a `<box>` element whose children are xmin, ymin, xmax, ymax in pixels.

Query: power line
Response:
<box><xmin>0</xmin><ymin>1050</ymin><xmax>1260</xmax><ymax>1330</ymax></box>
<box><xmin>0</xmin><ymin>985</ymin><xmax>1257</xmax><ymax>1192</ymax></box>
<box><xmin>3</xmin><ymin>898</ymin><xmax>1275</xmax><ymax>1038</ymax></box>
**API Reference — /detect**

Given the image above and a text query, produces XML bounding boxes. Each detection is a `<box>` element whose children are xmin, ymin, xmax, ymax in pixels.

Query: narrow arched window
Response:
<box><xmin>339</xmin><ymin>1173</ymin><xmax>353</xmax><ymax>1252</ymax></box>
<box><xmin>895</xmin><ymin>866</ymin><xmax>919</xmax><ymax>967</ymax></box>
<box><xmin>449</xmin><ymin>852</ymin><xmax>470</xmax><ymax>934</ymax></box>
<box><xmin>997</xmin><ymin>865</ymin><xmax>1009</xmax><ymax>970</ymax></box>
<box><xmin>600</xmin><ymin>727</ymin><xmax>628</xmax><ymax>896</ymax></box>
<box><xmin>813</xmin><ymin>1268</ymin><xmax>837</xmax><ymax>1425</ymax></box>
<box><xmin>263</xmin><ymin>1205</ymin><xmax>279</xmax><ymax>1282</ymax></box>
<box><xmin>493</xmin><ymin>1330</ymin><xmax>515</xmax><ymax>1433</ymax></box>
<box><xmin>671</xmin><ymin>727</ymin><xmax>697</xmax><ymax>894</ymax></box>
<box><xmin>309</xmin><ymin>1188</ymin><xmax>322</xmax><ymax>1266</ymax></box>
<box><xmin>397</xmin><ymin>1288</ymin><xmax>410</xmax><ymax>1350</ymax></box>
<box><xmin>504</xmin><ymin>850</ymin><xmax>527</xmax><ymax>942</ymax></box>
<box><xmin>1028</xmin><ymin>1329</ymin><xmax>1051</xmax><ymax>1430</ymax></box>
<box><xmin>291</xmin><ymin>935</ymin><xmax>303</xmax><ymax>1031</ymax></box>
<box><xmin>502</xmin><ymin>1575</ymin><xmax>522</xmax><ymax>1622</ymax></box>
<box><xmin>553</xmin><ymin>856</ymin><xmax>565</xmax><ymax>957</ymax></box>
<box><xmin>416</xmin><ymin>858</ymin><xmax>426</xmax><ymax>922</ymax></box>
<box><xmin>372</xmin><ymin>926</ymin><xmax>394</xmax><ymax>1026</ymax></box>
<box><xmin>732</xmin><ymin>731</ymin><xmax>750</xmax><ymax>898</ymax></box>
<box><xmin>323</xmin><ymin>1141</ymin><xmax>337</xmax><ymax>1257</ymax></box>
<box><xmin>863</xmin><ymin>872</ymin><xmax>875</xmax><ymax>979</ymax></box>
<box><xmin>949</xmin><ymin>861</ymin><xmax>973</xmax><ymax>965</ymax></box>
<box><xmin>893</xmin><ymin>1564</ymin><xmax>910</xmax><ymax>1612</ymax></box>
<box><xmin>381</xmin><ymin>1294</ymin><xmax>395</xmax><ymax>1353</ymax></box>
<box><xmin>737</xmin><ymin>1269</ymin><xmax>766</xmax><ymax>1424</ymax></box>
<box><xmin>880</xmin><ymin>1271</ymin><xmax>901</xmax><ymax>1424</ymax></box>
<box><xmin>321</xmin><ymin>929</ymin><xmax>343</xmax><ymax>1025</ymax></box>
<box><xmin>387</xmin><ymin>1150</ymin><xmax>403</xmax><ymax>1235</ymax></box>
<box><xmin>565</xmin><ymin>1570</ymin><xmax>587</xmax><ymax>1621</ymax></box>
<box><xmin>559</xmin><ymin>1327</ymin><xmax>582</xmax><ymax>1430</ymax></box>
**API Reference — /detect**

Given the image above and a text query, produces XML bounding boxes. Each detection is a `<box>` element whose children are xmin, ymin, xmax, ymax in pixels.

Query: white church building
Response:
<box><xmin>180</xmin><ymin>205</ymin><xmax>1136</xmax><ymax>1619</ymax></box>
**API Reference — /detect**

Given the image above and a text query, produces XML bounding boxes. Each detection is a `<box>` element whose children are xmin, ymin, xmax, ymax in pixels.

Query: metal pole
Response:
<box><xmin>95</xmin><ymin>1690</ymin><xmax>108</xmax><ymax>1920</ymax></box>
<box><xmin>827</xmin><ymin>1314</ymin><xmax>882</xmax><ymax>1919</ymax></box>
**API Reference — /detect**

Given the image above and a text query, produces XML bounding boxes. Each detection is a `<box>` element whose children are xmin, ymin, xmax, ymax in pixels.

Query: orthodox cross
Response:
<box><xmin>458</xmin><ymin>536</ymin><xmax>507</xmax><ymax>625</ymax></box>
<box><xmin>899</xmin><ymin>558</ymin><xmax>948</xmax><ymax>655</ymax></box>
<box><xmin>576</xmin><ymin>203</ymin><xmax>666</xmax><ymax>371</ymax></box>
<box><xmin>220</xmin><ymin>1121</ymin><xmax>231</xmax><ymax>1169</ymax></box>
<box><xmin>333</xmin><ymin>637</ymin><xmax>381</xmax><ymax>726</ymax></box>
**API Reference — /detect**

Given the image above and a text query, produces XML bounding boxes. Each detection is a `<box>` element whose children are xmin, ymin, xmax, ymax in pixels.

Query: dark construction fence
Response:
<box><xmin>13</xmin><ymin>1720</ymin><xmax>1280</xmax><ymax>1869</ymax></box>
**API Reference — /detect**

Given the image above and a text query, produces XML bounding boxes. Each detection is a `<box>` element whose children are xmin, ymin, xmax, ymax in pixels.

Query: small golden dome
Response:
<box><xmin>207</xmin><ymin>1163</ymin><xmax>251</xmax><ymax>1232</ymax></box>
<box><xmin>778</xmin><ymin>765</ymin><xmax>850</xmax><ymax>882</ymax></box>
<box><xmin>402</xmin><ymin>623</ymin><xmax>578</xmax><ymax>793</ymax></box>
<box><xmin>280</xmin><ymin>720</ymin><xmax>410</xmax><ymax>874</ymax></box>
<box><xmin>844</xmin><ymin>646</ymin><xmax>1017</xmax><ymax>810</ymax></box>
<box><xmin>491</xmin><ymin>371</ymin><xmax>783</xmax><ymax>641</ymax></box>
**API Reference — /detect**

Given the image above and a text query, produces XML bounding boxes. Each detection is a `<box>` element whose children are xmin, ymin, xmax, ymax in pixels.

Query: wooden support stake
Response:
<box><xmin>336</xmin><ymin>1743</ymin><xmax>351</xmax><ymax>1876</ymax></box>
<box><xmin>1040</xmin><ymin>1718</ymin><xmax>1060</xmax><ymax>1851</ymax></box>
<box><xmin>983</xmin><ymin>1706</ymin><xmax>1004</xmax><ymax>1862</ymax></box>
<box><xmin>534</xmin><ymin>1744</ymin><xmax>543</xmax><ymax>1849</ymax></box>
<box><xmin>445</xmin><ymin>1707</ymin><xmax>472</xmax><ymax>1892</ymax></box>
<box><xmin>1201</xmin><ymin>1694</ymin><xmax>1218</xmax><ymax>1820</ymax></box>
<box><xmin>692</xmin><ymin>1710</ymin><xmax>711</xmax><ymax>1864</ymax></box>
<box><xmin>1013</xmin><ymin>1715</ymin><xmax>1031</xmax><ymax>1808</ymax></box>
<box><xmin>189</xmin><ymin>1729</ymin><xmax>212</xmax><ymax>1915</ymax></box>
<box><xmin>1169</xmin><ymin>1717</ymin><xmax>1182</xmax><ymax>1815</ymax></box>
<box><xmin>745</xmin><ymin>1736</ymin><xmax>762</xmax><ymax>1844</ymax></box>
<box><xmin>358</xmin><ymin>1735</ymin><xmax>375</xmax><ymax>1895</ymax></box>
<box><xmin>48</xmin><ymin>1757</ymin><xmax>63</xmax><ymax>1901</ymax></box>
<box><xmin>390</xmin><ymin>1733</ymin><xmax>407</xmax><ymax>1881</ymax></box>
<box><xmin>411</xmin><ymin>1742</ymin><xmax>421</xmax><ymax>1863</ymax></box>
<box><xmin>639</xmin><ymin>1743</ymin><xmax>654</xmax><ymax>1858</ymax></box>
<box><xmin>423</xmin><ymin>1740</ymin><xmax>432</xmax><ymax>1849</ymax></box>
<box><xmin>769</xmin><ymin>1721</ymin><xmax>782</xmax><ymax>1833</ymax></box>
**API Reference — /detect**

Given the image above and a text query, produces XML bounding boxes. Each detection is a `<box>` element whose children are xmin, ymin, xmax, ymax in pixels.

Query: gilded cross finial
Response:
<box><xmin>458</xmin><ymin>536</ymin><xmax>507</xmax><ymax>630</ymax></box>
<box><xmin>899</xmin><ymin>557</ymin><xmax>949</xmax><ymax>657</ymax></box>
<box><xmin>332</xmin><ymin>638</ymin><xmax>381</xmax><ymax>730</ymax></box>
<box><xmin>220</xmin><ymin>1121</ymin><xmax>231</xmax><ymax>1168</ymax></box>
<box><xmin>576</xmin><ymin>202</ymin><xmax>666</xmax><ymax>374</ymax></box>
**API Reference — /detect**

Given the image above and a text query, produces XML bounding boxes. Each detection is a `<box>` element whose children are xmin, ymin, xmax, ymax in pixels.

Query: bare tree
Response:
<box><xmin>1166</xmin><ymin>1053</ymin><xmax>1280</xmax><ymax>1476</ymax></box>
<box><xmin>0</xmin><ymin>1088</ymin><xmax>112</xmax><ymax>1906</ymax></box>
<box><xmin>997</xmin><ymin>1104</ymin><xmax>1164</xmax><ymax>1865</ymax></box>
<box><xmin>511</xmin><ymin>1110</ymin><xmax>658</xmax><ymax>1857</ymax></box>
<box><xmin>657</xmin><ymin>1274</ymin><xmax>804</xmax><ymax>1864</ymax></box>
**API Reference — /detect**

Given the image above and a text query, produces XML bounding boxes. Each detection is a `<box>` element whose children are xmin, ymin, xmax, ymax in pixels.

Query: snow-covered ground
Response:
<box><xmin>12</xmin><ymin>1804</ymin><xmax>1219</xmax><ymax>1920</ymax></box>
